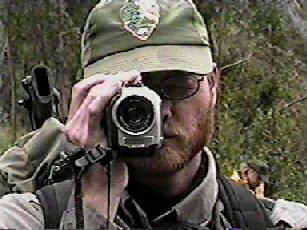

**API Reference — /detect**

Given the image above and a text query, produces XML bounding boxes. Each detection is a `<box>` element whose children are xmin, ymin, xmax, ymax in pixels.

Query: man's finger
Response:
<box><xmin>73</xmin><ymin>70</ymin><xmax>141</xmax><ymax>96</ymax></box>
<box><xmin>86</xmin><ymin>80</ymin><xmax>123</xmax><ymax>132</ymax></box>
<box><xmin>68</xmin><ymin>70</ymin><xmax>141</xmax><ymax>120</ymax></box>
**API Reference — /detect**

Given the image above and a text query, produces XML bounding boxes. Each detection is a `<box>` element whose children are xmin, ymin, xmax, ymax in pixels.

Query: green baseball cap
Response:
<box><xmin>81</xmin><ymin>0</ymin><xmax>214</xmax><ymax>78</ymax></box>
<box><xmin>247</xmin><ymin>160</ymin><xmax>270</xmax><ymax>184</ymax></box>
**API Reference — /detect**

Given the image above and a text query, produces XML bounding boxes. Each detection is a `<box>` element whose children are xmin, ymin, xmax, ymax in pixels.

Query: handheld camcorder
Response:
<box><xmin>104</xmin><ymin>82</ymin><xmax>163</xmax><ymax>158</ymax></box>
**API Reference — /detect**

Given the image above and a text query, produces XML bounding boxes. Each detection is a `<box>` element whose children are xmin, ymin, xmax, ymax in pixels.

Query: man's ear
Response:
<box><xmin>207</xmin><ymin>66</ymin><xmax>221</xmax><ymax>108</ymax></box>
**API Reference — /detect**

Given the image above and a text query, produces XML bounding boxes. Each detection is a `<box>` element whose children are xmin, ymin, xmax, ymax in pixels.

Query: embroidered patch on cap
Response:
<box><xmin>120</xmin><ymin>0</ymin><xmax>160</xmax><ymax>41</ymax></box>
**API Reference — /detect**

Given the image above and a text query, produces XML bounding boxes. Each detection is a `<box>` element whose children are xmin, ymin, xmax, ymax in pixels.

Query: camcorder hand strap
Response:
<box><xmin>36</xmin><ymin>144</ymin><xmax>115</xmax><ymax>229</ymax></box>
<box><xmin>73</xmin><ymin>146</ymin><xmax>114</xmax><ymax>229</ymax></box>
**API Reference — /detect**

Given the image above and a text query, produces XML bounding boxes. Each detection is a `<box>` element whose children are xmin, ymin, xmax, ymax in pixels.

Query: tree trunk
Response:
<box><xmin>58</xmin><ymin>0</ymin><xmax>68</xmax><ymax>118</ymax></box>
<box><xmin>0</xmin><ymin>0</ymin><xmax>10</xmax><ymax>125</ymax></box>
<box><xmin>6</xmin><ymin>1</ymin><xmax>17</xmax><ymax>142</ymax></box>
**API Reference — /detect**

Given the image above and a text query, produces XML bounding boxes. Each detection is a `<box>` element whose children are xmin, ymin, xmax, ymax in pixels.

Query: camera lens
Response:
<box><xmin>116</xmin><ymin>96</ymin><xmax>154</xmax><ymax>133</ymax></box>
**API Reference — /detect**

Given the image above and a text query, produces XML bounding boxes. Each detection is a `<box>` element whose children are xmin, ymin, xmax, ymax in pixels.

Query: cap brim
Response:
<box><xmin>84</xmin><ymin>45</ymin><xmax>214</xmax><ymax>78</ymax></box>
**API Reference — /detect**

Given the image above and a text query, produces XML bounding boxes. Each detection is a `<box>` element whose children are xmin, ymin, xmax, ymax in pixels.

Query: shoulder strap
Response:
<box><xmin>36</xmin><ymin>179</ymin><xmax>73</xmax><ymax>229</ymax></box>
<box><xmin>217</xmin><ymin>174</ymin><xmax>273</xmax><ymax>229</ymax></box>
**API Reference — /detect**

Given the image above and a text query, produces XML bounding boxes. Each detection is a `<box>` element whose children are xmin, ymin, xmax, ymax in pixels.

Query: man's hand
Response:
<box><xmin>65</xmin><ymin>70</ymin><xmax>141</xmax><ymax>150</ymax></box>
<box><xmin>64</xmin><ymin>70</ymin><xmax>141</xmax><ymax>220</ymax></box>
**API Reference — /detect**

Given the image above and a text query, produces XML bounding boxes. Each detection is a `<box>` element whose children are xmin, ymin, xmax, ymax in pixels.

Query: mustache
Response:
<box><xmin>163</xmin><ymin>123</ymin><xmax>181</xmax><ymax>137</ymax></box>
<box><xmin>163</xmin><ymin>123</ymin><xmax>181</xmax><ymax>136</ymax></box>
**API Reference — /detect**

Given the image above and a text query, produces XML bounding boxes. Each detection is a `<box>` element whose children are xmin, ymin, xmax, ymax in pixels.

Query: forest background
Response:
<box><xmin>0</xmin><ymin>0</ymin><xmax>306</xmax><ymax>203</ymax></box>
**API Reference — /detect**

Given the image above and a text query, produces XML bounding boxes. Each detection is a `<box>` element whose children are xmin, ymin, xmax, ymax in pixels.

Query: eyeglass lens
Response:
<box><xmin>142</xmin><ymin>71</ymin><xmax>201</xmax><ymax>100</ymax></box>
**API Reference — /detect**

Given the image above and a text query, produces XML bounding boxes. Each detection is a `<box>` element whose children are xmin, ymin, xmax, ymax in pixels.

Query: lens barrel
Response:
<box><xmin>116</xmin><ymin>96</ymin><xmax>154</xmax><ymax>133</ymax></box>
<box><xmin>105</xmin><ymin>85</ymin><xmax>163</xmax><ymax>153</ymax></box>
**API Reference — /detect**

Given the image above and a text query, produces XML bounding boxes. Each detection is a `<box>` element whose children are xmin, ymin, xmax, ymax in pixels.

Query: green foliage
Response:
<box><xmin>0</xmin><ymin>124</ymin><xmax>26</xmax><ymax>154</ymax></box>
<box><xmin>0</xmin><ymin>126</ymin><xmax>12</xmax><ymax>154</ymax></box>
<box><xmin>3</xmin><ymin>1</ymin><xmax>83</xmax><ymax>124</ymax></box>
<box><xmin>198</xmin><ymin>2</ymin><xmax>307</xmax><ymax>203</ymax></box>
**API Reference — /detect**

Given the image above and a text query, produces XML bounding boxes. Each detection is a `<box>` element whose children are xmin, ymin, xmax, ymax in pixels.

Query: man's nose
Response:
<box><xmin>161</xmin><ymin>100</ymin><xmax>173</xmax><ymax>122</ymax></box>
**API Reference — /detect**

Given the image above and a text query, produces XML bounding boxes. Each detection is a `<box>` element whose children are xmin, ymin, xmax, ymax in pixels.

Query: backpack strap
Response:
<box><xmin>217</xmin><ymin>174</ymin><xmax>273</xmax><ymax>229</ymax></box>
<box><xmin>36</xmin><ymin>179</ymin><xmax>73</xmax><ymax>229</ymax></box>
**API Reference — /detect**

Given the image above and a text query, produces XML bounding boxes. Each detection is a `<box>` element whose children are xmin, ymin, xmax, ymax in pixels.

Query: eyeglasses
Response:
<box><xmin>142</xmin><ymin>71</ymin><xmax>205</xmax><ymax>100</ymax></box>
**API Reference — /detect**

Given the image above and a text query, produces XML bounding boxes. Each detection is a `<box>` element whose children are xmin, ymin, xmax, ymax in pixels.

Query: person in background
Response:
<box><xmin>230</xmin><ymin>159</ymin><xmax>270</xmax><ymax>199</ymax></box>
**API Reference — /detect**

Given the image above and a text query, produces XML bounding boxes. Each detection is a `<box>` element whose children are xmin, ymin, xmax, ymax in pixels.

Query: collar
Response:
<box><xmin>153</xmin><ymin>147</ymin><xmax>219</xmax><ymax>226</ymax></box>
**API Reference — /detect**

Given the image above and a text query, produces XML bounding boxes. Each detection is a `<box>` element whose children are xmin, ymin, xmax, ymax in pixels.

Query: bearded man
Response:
<box><xmin>0</xmin><ymin>1</ymin><xmax>306</xmax><ymax>229</ymax></box>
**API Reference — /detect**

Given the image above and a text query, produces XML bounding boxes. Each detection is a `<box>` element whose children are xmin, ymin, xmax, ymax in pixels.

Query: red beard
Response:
<box><xmin>124</xmin><ymin>109</ymin><xmax>215</xmax><ymax>176</ymax></box>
